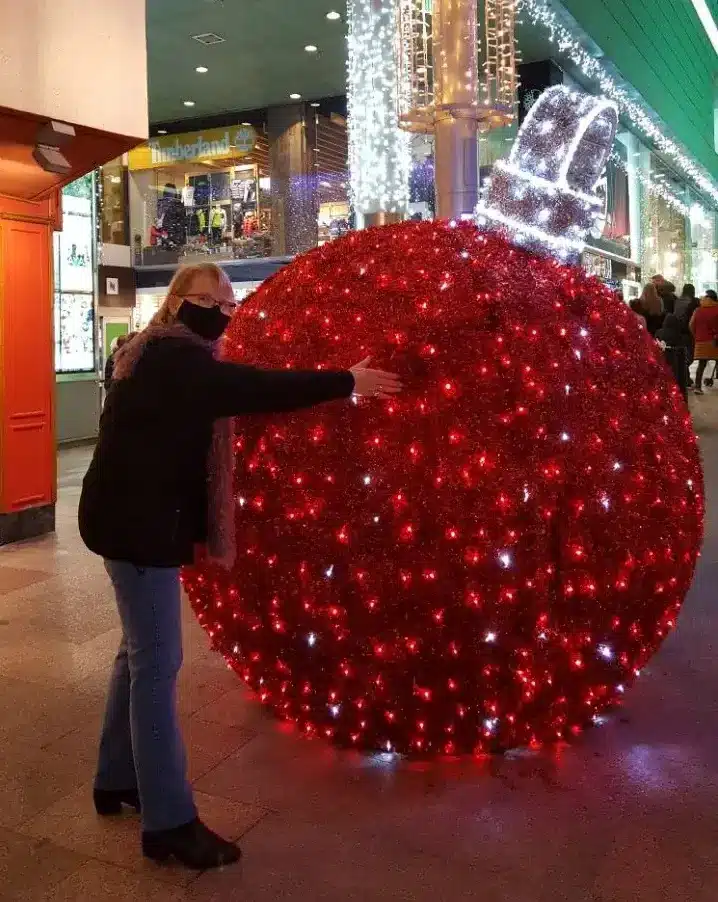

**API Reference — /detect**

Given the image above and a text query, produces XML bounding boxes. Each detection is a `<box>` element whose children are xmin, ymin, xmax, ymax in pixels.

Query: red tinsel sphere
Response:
<box><xmin>184</xmin><ymin>221</ymin><xmax>704</xmax><ymax>756</ymax></box>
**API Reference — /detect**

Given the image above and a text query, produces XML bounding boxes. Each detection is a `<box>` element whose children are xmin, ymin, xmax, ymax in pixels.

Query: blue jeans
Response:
<box><xmin>95</xmin><ymin>561</ymin><xmax>197</xmax><ymax>832</ymax></box>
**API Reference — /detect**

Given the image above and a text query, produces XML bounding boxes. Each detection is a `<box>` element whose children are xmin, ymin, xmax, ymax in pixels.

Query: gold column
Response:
<box><xmin>432</xmin><ymin>0</ymin><xmax>479</xmax><ymax>220</ymax></box>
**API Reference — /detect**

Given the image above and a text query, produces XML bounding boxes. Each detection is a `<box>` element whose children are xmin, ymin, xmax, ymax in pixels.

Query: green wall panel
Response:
<box><xmin>559</xmin><ymin>0</ymin><xmax>718</xmax><ymax>181</ymax></box>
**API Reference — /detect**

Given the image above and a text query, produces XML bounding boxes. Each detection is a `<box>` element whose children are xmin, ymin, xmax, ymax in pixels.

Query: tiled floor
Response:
<box><xmin>1</xmin><ymin>400</ymin><xmax>718</xmax><ymax>901</ymax></box>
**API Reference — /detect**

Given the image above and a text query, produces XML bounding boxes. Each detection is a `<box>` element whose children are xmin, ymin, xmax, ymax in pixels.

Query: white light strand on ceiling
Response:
<box><xmin>347</xmin><ymin>0</ymin><xmax>412</xmax><ymax>218</ymax></box>
<box><xmin>609</xmin><ymin>150</ymin><xmax>692</xmax><ymax>218</ymax></box>
<box><xmin>517</xmin><ymin>0</ymin><xmax>718</xmax><ymax>208</ymax></box>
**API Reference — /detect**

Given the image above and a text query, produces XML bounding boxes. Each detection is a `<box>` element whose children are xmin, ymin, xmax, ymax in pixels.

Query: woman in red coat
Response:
<box><xmin>689</xmin><ymin>290</ymin><xmax>718</xmax><ymax>394</ymax></box>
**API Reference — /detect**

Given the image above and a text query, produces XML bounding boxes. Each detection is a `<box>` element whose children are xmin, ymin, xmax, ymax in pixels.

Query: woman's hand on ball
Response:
<box><xmin>350</xmin><ymin>357</ymin><xmax>403</xmax><ymax>399</ymax></box>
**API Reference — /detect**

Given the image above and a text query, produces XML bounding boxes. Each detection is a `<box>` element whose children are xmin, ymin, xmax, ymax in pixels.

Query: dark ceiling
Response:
<box><xmin>147</xmin><ymin>0</ymin><xmax>348</xmax><ymax>125</ymax></box>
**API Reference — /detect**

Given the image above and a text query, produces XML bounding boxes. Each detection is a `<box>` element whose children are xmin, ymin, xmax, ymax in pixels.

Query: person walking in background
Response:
<box><xmin>79</xmin><ymin>262</ymin><xmax>402</xmax><ymax>870</ymax></box>
<box><xmin>675</xmin><ymin>283</ymin><xmax>699</xmax><ymax>323</ymax></box>
<box><xmin>689</xmin><ymin>289</ymin><xmax>718</xmax><ymax>394</ymax></box>
<box><xmin>675</xmin><ymin>286</ymin><xmax>700</xmax><ymax>386</ymax></box>
<box><xmin>634</xmin><ymin>283</ymin><xmax>665</xmax><ymax>336</ymax></box>
<box><xmin>656</xmin><ymin>313</ymin><xmax>691</xmax><ymax>399</ymax></box>
<box><xmin>652</xmin><ymin>274</ymin><xmax>678</xmax><ymax>315</ymax></box>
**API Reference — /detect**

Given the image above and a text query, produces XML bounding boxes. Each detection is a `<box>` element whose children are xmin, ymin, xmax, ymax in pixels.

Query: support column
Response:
<box><xmin>268</xmin><ymin>104</ymin><xmax>319</xmax><ymax>256</ymax></box>
<box><xmin>432</xmin><ymin>0</ymin><xmax>480</xmax><ymax>220</ymax></box>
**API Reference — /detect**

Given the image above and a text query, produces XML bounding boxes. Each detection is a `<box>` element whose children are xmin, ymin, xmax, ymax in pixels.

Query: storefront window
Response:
<box><xmin>129</xmin><ymin>124</ymin><xmax>272</xmax><ymax>266</ymax></box>
<box><xmin>688</xmin><ymin>201</ymin><xmax>717</xmax><ymax>292</ymax></box>
<box><xmin>313</xmin><ymin>112</ymin><xmax>351</xmax><ymax>244</ymax></box>
<box><xmin>54</xmin><ymin>173</ymin><xmax>96</xmax><ymax>373</ymax></box>
<box><xmin>100</xmin><ymin>157</ymin><xmax>129</xmax><ymax>245</ymax></box>
<box><xmin>642</xmin><ymin>156</ymin><xmax>689</xmax><ymax>287</ymax></box>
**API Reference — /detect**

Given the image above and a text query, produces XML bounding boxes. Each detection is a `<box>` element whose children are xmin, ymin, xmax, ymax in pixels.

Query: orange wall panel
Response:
<box><xmin>0</xmin><ymin>218</ymin><xmax>55</xmax><ymax>512</ymax></box>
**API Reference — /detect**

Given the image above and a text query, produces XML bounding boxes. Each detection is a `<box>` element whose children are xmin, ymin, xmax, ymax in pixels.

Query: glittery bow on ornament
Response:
<box><xmin>476</xmin><ymin>85</ymin><xmax>618</xmax><ymax>262</ymax></box>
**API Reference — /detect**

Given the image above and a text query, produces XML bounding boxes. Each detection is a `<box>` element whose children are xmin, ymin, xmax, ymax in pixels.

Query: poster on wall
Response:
<box><xmin>54</xmin><ymin>292</ymin><xmax>95</xmax><ymax>373</ymax></box>
<box><xmin>57</xmin><ymin>194</ymin><xmax>93</xmax><ymax>293</ymax></box>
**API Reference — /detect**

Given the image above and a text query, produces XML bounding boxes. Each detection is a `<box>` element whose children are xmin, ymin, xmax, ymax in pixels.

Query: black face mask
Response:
<box><xmin>176</xmin><ymin>300</ymin><xmax>231</xmax><ymax>341</ymax></box>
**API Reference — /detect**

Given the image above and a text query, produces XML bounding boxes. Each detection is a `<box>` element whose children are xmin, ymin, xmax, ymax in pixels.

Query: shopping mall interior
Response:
<box><xmin>2</xmin><ymin>0</ymin><xmax>718</xmax><ymax>898</ymax></box>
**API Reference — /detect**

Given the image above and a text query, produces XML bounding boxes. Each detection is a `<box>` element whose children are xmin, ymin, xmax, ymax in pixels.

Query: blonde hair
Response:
<box><xmin>639</xmin><ymin>283</ymin><xmax>663</xmax><ymax>317</ymax></box>
<box><xmin>150</xmin><ymin>262</ymin><xmax>230</xmax><ymax>327</ymax></box>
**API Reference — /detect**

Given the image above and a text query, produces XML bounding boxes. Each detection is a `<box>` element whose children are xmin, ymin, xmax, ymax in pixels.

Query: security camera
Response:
<box><xmin>33</xmin><ymin>121</ymin><xmax>75</xmax><ymax>175</ymax></box>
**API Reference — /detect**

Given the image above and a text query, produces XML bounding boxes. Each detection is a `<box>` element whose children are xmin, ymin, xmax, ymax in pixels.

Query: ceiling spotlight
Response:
<box><xmin>305</xmin><ymin>44</ymin><xmax>318</xmax><ymax>52</ymax></box>
<box><xmin>195</xmin><ymin>66</ymin><xmax>208</xmax><ymax>73</ymax></box>
<box><xmin>183</xmin><ymin>100</ymin><xmax>195</xmax><ymax>107</ymax></box>
<box><xmin>326</xmin><ymin>10</ymin><xmax>341</xmax><ymax>20</ymax></box>
<box><xmin>157</xmin><ymin>129</ymin><xmax>168</xmax><ymax>135</ymax></box>
<box><xmin>310</xmin><ymin>102</ymin><xmax>320</xmax><ymax>108</ymax></box>
<box><xmin>289</xmin><ymin>93</ymin><xmax>302</xmax><ymax>100</ymax></box>
<box><xmin>241</xmin><ymin>121</ymin><xmax>251</xmax><ymax>126</ymax></box>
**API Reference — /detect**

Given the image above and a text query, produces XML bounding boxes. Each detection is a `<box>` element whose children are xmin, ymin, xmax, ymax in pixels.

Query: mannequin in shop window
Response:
<box><xmin>210</xmin><ymin>204</ymin><xmax>226</xmax><ymax>244</ymax></box>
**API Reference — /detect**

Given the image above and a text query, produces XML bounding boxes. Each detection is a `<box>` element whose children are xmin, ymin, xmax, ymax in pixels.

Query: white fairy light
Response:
<box><xmin>307</xmin><ymin>633</ymin><xmax>317</xmax><ymax>647</ymax></box>
<box><xmin>597</xmin><ymin>644</ymin><xmax>613</xmax><ymax>660</ymax></box>
<box><xmin>517</xmin><ymin>0</ymin><xmax>718</xmax><ymax>206</ymax></box>
<box><xmin>498</xmin><ymin>552</ymin><xmax>513</xmax><ymax>569</ymax></box>
<box><xmin>347</xmin><ymin>0</ymin><xmax>411</xmax><ymax>219</ymax></box>
<box><xmin>329</xmin><ymin>704</ymin><xmax>341</xmax><ymax>717</ymax></box>
<box><xmin>325</xmin><ymin>565</ymin><xmax>335</xmax><ymax>579</ymax></box>
<box><xmin>610</xmin><ymin>150</ymin><xmax>693</xmax><ymax>218</ymax></box>
<box><xmin>485</xmin><ymin>630</ymin><xmax>498</xmax><ymax>643</ymax></box>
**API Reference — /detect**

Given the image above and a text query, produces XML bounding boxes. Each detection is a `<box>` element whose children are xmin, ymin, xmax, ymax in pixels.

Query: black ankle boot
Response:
<box><xmin>142</xmin><ymin>818</ymin><xmax>241</xmax><ymax>870</ymax></box>
<box><xmin>93</xmin><ymin>788</ymin><xmax>141</xmax><ymax>816</ymax></box>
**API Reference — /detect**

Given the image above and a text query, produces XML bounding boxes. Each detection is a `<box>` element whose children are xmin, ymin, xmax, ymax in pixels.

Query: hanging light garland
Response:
<box><xmin>397</xmin><ymin>0</ymin><xmax>518</xmax><ymax>133</ymax></box>
<box><xmin>517</xmin><ymin>0</ymin><xmax>718</xmax><ymax>208</ymax></box>
<box><xmin>347</xmin><ymin>0</ymin><xmax>412</xmax><ymax>218</ymax></box>
<box><xmin>608</xmin><ymin>151</ymin><xmax>692</xmax><ymax>219</ymax></box>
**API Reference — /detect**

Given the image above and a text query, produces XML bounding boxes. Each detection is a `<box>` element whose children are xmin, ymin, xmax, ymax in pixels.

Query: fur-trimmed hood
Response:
<box><xmin>113</xmin><ymin>321</ymin><xmax>215</xmax><ymax>381</ymax></box>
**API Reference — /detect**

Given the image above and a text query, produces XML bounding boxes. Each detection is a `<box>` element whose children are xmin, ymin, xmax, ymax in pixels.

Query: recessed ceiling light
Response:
<box><xmin>326</xmin><ymin>10</ymin><xmax>341</xmax><ymax>20</ymax></box>
<box><xmin>157</xmin><ymin>129</ymin><xmax>167</xmax><ymax>135</ymax></box>
<box><xmin>183</xmin><ymin>100</ymin><xmax>195</xmax><ymax>107</ymax></box>
<box><xmin>242</xmin><ymin>121</ymin><xmax>251</xmax><ymax>126</ymax></box>
<box><xmin>191</xmin><ymin>32</ymin><xmax>225</xmax><ymax>45</ymax></box>
<box><xmin>305</xmin><ymin>44</ymin><xmax>318</xmax><ymax>52</ymax></box>
<box><xmin>289</xmin><ymin>93</ymin><xmax>302</xmax><ymax>100</ymax></box>
<box><xmin>195</xmin><ymin>66</ymin><xmax>208</xmax><ymax>73</ymax></box>
<box><xmin>310</xmin><ymin>102</ymin><xmax>320</xmax><ymax>108</ymax></box>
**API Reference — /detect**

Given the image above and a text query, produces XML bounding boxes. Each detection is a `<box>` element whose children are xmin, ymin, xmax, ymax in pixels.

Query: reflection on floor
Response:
<box><xmin>1</xmin><ymin>396</ymin><xmax>718</xmax><ymax>901</ymax></box>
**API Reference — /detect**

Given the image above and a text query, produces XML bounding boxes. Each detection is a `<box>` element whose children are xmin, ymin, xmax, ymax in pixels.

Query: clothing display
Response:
<box><xmin>156</xmin><ymin>184</ymin><xmax>186</xmax><ymax>249</ymax></box>
<box><xmin>210</xmin><ymin>206</ymin><xmax>227</xmax><ymax>244</ymax></box>
<box><xmin>231</xmin><ymin>177</ymin><xmax>256</xmax><ymax>206</ymax></box>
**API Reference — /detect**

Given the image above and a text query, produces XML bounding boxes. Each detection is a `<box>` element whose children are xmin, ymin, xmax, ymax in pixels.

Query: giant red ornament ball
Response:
<box><xmin>184</xmin><ymin>220</ymin><xmax>704</xmax><ymax>756</ymax></box>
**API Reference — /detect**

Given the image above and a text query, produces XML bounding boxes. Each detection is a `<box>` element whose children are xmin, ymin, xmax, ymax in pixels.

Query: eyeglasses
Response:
<box><xmin>182</xmin><ymin>293</ymin><xmax>237</xmax><ymax>316</ymax></box>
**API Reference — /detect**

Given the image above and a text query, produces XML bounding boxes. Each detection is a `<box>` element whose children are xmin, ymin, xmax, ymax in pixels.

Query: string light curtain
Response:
<box><xmin>347</xmin><ymin>0</ymin><xmax>412</xmax><ymax>222</ymax></box>
<box><xmin>397</xmin><ymin>0</ymin><xmax>518</xmax><ymax>133</ymax></box>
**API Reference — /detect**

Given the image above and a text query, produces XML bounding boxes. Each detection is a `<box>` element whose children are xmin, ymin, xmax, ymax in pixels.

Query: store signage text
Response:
<box><xmin>128</xmin><ymin>124</ymin><xmax>257</xmax><ymax>170</ymax></box>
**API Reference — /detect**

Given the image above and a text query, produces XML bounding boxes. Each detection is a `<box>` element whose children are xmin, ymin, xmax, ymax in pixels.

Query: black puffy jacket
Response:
<box><xmin>79</xmin><ymin>335</ymin><xmax>353</xmax><ymax>567</ymax></box>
